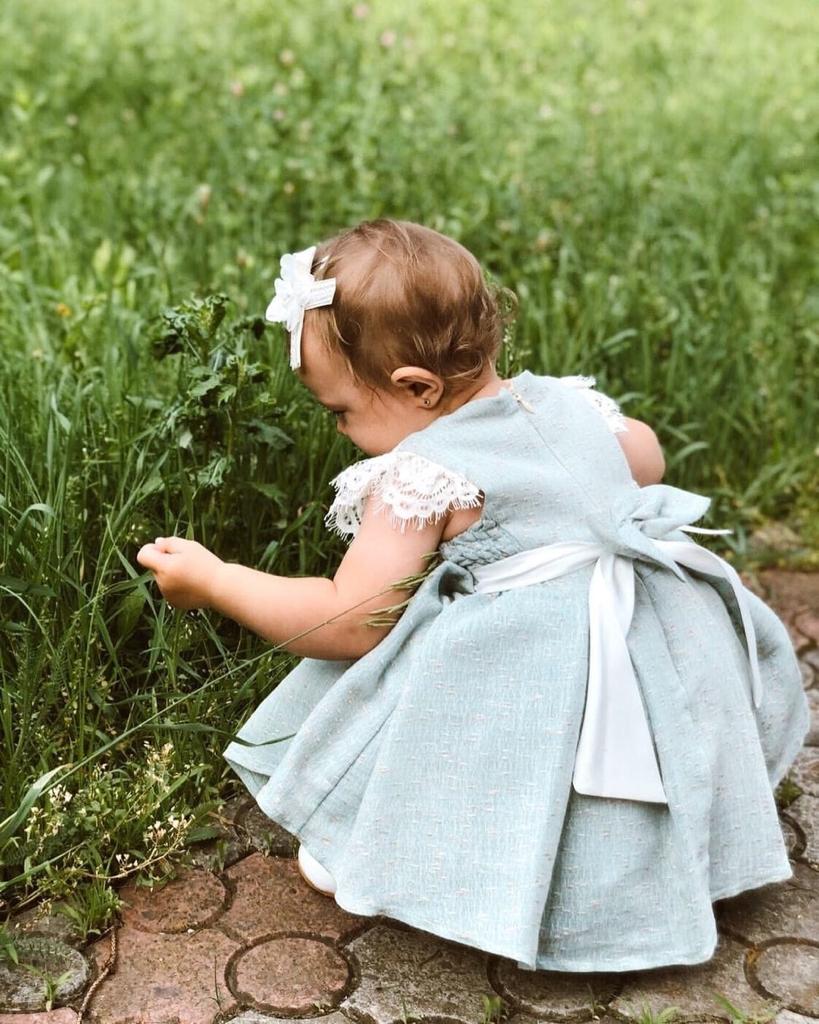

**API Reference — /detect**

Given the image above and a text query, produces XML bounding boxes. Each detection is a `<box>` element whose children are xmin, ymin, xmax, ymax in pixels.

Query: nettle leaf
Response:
<box><xmin>217</xmin><ymin>383</ymin><xmax>237</xmax><ymax>405</ymax></box>
<box><xmin>196</xmin><ymin>455</ymin><xmax>234</xmax><ymax>489</ymax></box>
<box><xmin>244</xmin><ymin>362</ymin><xmax>269</xmax><ymax>384</ymax></box>
<box><xmin>152</xmin><ymin>309</ymin><xmax>197</xmax><ymax>357</ymax></box>
<box><xmin>188</xmin><ymin>371</ymin><xmax>221</xmax><ymax>399</ymax></box>
<box><xmin>231</xmin><ymin>314</ymin><xmax>266</xmax><ymax>340</ymax></box>
<box><xmin>195</xmin><ymin>294</ymin><xmax>229</xmax><ymax>336</ymax></box>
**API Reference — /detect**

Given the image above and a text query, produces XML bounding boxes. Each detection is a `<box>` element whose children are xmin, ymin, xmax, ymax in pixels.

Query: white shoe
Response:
<box><xmin>297</xmin><ymin>844</ymin><xmax>337</xmax><ymax>896</ymax></box>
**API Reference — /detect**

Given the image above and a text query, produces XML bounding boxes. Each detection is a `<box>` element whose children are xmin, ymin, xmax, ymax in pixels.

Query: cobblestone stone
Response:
<box><xmin>219</xmin><ymin>852</ymin><xmax>371</xmax><ymax>945</ymax></box>
<box><xmin>715</xmin><ymin>862</ymin><xmax>819</xmax><ymax>944</ymax></box>
<box><xmin>803</xmin><ymin>688</ymin><xmax>819</xmax><ymax>746</ymax></box>
<box><xmin>788</xmin><ymin>795</ymin><xmax>819</xmax><ymax>869</ymax></box>
<box><xmin>6</xmin><ymin>903</ymin><xmax>86</xmax><ymax>949</ymax></box>
<box><xmin>228</xmin><ymin>936</ymin><xmax>350</xmax><ymax>1014</ymax></box>
<box><xmin>493</xmin><ymin>957</ymin><xmax>621</xmax><ymax>1019</ymax></box>
<box><xmin>223</xmin><ymin>1013</ymin><xmax>350</xmax><ymax>1024</ymax></box>
<box><xmin>759</xmin><ymin>572</ymin><xmax>818</xmax><ymax>656</ymax></box>
<box><xmin>611</xmin><ymin>935</ymin><xmax>779</xmax><ymax>1021</ymax></box>
<box><xmin>803</xmin><ymin>648</ymin><xmax>819</xmax><ymax>677</ymax></box>
<box><xmin>118</xmin><ymin>867</ymin><xmax>229</xmax><ymax>934</ymax></box>
<box><xmin>85</xmin><ymin>925</ymin><xmax>240</xmax><ymax>1024</ymax></box>
<box><xmin>788</xmin><ymin>748</ymin><xmax>819</xmax><ymax>797</ymax></box>
<box><xmin>342</xmin><ymin>921</ymin><xmax>495</xmax><ymax>1024</ymax></box>
<box><xmin>0</xmin><ymin>936</ymin><xmax>89</xmax><ymax>1013</ymax></box>
<box><xmin>759</xmin><ymin>571</ymin><xmax>818</xmax><ymax>621</ymax></box>
<box><xmin>793</xmin><ymin>610</ymin><xmax>819</xmax><ymax>646</ymax></box>
<box><xmin>779</xmin><ymin>814</ymin><xmax>802</xmax><ymax>858</ymax></box>
<box><xmin>751</xmin><ymin>940</ymin><xmax>819</xmax><ymax>1017</ymax></box>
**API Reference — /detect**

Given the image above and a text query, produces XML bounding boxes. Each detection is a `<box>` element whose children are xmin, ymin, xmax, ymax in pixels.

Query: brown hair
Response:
<box><xmin>301</xmin><ymin>218</ymin><xmax>517</xmax><ymax>396</ymax></box>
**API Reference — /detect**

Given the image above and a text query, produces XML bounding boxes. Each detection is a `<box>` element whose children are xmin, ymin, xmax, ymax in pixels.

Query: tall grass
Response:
<box><xmin>0</xmin><ymin>0</ymin><xmax>817</xmax><ymax>930</ymax></box>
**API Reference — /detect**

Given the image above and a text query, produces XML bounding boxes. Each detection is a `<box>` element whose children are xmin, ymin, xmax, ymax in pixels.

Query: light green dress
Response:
<box><xmin>223</xmin><ymin>372</ymin><xmax>809</xmax><ymax>972</ymax></box>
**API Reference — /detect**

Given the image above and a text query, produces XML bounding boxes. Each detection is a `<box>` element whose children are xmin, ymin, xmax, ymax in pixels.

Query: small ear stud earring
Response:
<box><xmin>423</xmin><ymin>398</ymin><xmax>430</xmax><ymax>406</ymax></box>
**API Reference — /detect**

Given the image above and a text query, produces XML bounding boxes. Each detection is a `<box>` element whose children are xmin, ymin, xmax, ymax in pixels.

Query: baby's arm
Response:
<box><xmin>616</xmin><ymin>417</ymin><xmax>666</xmax><ymax>486</ymax></box>
<box><xmin>207</xmin><ymin>499</ymin><xmax>446</xmax><ymax>660</ymax></box>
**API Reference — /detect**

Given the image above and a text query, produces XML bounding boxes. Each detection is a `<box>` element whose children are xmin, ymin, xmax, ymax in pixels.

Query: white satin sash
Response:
<box><xmin>472</xmin><ymin>527</ymin><xmax>762</xmax><ymax>805</ymax></box>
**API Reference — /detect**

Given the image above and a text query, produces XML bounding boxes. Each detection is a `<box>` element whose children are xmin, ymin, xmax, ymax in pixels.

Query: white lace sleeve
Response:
<box><xmin>557</xmin><ymin>375</ymin><xmax>628</xmax><ymax>434</ymax></box>
<box><xmin>325</xmin><ymin>450</ymin><xmax>482</xmax><ymax>539</ymax></box>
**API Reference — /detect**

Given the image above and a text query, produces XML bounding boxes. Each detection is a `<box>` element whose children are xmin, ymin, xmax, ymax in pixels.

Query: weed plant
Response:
<box><xmin>0</xmin><ymin>0</ymin><xmax>817</xmax><ymax>934</ymax></box>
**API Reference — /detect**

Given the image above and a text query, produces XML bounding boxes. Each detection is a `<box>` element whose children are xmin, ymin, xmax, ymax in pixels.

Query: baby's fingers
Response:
<box><xmin>136</xmin><ymin>542</ymin><xmax>165</xmax><ymax>571</ymax></box>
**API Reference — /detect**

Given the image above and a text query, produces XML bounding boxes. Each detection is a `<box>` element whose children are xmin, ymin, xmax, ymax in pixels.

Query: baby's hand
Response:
<box><xmin>136</xmin><ymin>536</ymin><xmax>225</xmax><ymax>611</ymax></box>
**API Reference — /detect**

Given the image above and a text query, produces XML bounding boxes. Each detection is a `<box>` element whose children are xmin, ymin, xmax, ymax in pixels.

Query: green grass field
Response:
<box><xmin>1</xmin><ymin>0</ymin><xmax>817</xmax><ymax>932</ymax></box>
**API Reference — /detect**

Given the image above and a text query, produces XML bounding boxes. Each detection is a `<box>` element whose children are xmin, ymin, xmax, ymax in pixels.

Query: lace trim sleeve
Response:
<box><xmin>325</xmin><ymin>450</ymin><xmax>483</xmax><ymax>539</ymax></box>
<box><xmin>557</xmin><ymin>375</ymin><xmax>629</xmax><ymax>434</ymax></box>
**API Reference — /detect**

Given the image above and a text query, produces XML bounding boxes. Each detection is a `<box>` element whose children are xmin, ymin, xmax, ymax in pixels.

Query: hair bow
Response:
<box><xmin>265</xmin><ymin>245</ymin><xmax>336</xmax><ymax>369</ymax></box>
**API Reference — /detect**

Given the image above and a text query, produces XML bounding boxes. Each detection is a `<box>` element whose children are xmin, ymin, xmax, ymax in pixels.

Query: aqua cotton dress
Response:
<box><xmin>222</xmin><ymin>371</ymin><xmax>809</xmax><ymax>973</ymax></box>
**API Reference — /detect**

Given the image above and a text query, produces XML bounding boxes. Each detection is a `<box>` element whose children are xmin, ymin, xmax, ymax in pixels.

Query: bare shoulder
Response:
<box><xmin>615</xmin><ymin>418</ymin><xmax>666</xmax><ymax>486</ymax></box>
<box><xmin>441</xmin><ymin>501</ymin><xmax>484</xmax><ymax>541</ymax></box>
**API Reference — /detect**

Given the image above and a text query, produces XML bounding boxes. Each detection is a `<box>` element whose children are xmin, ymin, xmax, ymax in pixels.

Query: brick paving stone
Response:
<box><xmin>118</xmin><ymin>867</ymin><xmax>229</xmax><ymax>934</ymax></box>
<box><xmin>758</xmin><ymin>571</ymin><xmax>818</xmax><ymax>656</ymax></box>
<box><xmin>775</xmin><ymin>1012</ymin><xmax>815</xmax><ymax>1023</ymax></box>
<box><xmin>715</xmin><ymin>862</ymin><xmax>819</xmax><ymax>944</ymax></box>
<box><xmin>789</xmin><ymin>749</ymin><xmax>819</xmax><ymax>797</ymax></box>
<box><xmin>493</xmin><ymin>957</ymin><xmax>621</xmax><ymax>1020</ymax></box>
<box><xmin>788</xmin><ymin>796</ymin><xmax>819</xmax><ymax>869</ymax></box>
<box><xmin>611</xmin><ymin>935</ymin><xmax>779</xmax><ymax>1021</ymax></box>
<box><xmin>237</xmin><ymin>805</ymin><xmax>299</xmax><ymax>858</ymax></box>
<box><xmin>750</xmin><ymin>940</ymin><xmax>819</xmax><ymax>1017</ymax></box>
<box><xmin>228</xmin><ymin>936</ymin><xmax>350</xmax><ymax>1014</ymax></box>
<box><xmin>341</xmin><ymin>921</ymin><xmax>495</xmax><ymax>1024</ymax></box>
<box><xmin>85</xmin><ymin>924</ymin><xmax>240</xmax><ymax>1024</ymax></box>
<box><xmin>219</xmin><ymin>853</ymin><xmax>370</xmax><ymax>945</ymax></box>
<box><xmin>224</xmin><ymin>1013</ymin><xmax>350</xmax><ymax>1024</ymax></box>
<box><xmin>793</xmin><ymin>610</ymin><xmax>819</xmax><ymax>647</ymax></box>
<box><xmin>759</xmin><ymin>571</ymin><xmax>819</xmax><ymax>619</ymax></box>
<box><xmin>0</xmin><ymin>1011</ymin><xmax>78</xmax><ymax>1023</ymax></box>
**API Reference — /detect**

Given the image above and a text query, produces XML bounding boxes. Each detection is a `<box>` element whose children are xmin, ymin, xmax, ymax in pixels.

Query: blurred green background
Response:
<box><xmin>1</xmin><ymin>0</ymin><xmax>817</xmax><ymax>932</ymax></box>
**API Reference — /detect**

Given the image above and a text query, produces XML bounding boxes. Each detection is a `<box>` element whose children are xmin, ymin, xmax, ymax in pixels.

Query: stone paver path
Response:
<box><xmin>1</xmin><ymin>569</ymin><xmax>817</xmax><ymax>1023</ymax></box>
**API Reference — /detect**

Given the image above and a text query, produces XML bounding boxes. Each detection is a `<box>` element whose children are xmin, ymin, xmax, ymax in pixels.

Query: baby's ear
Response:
<box><xmin>390</xmin><ymin>365</ymin><xmax>444</xmax><ymax>405</ymax></box>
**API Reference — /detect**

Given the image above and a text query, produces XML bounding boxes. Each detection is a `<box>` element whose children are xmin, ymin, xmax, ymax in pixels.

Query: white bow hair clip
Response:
<box><xmin>265</xmin><ymin>245</ymin><xmax>336</xmax><ymax>369</ymax></box>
